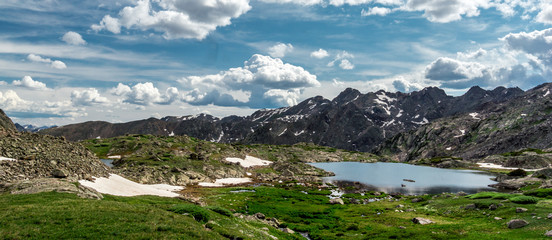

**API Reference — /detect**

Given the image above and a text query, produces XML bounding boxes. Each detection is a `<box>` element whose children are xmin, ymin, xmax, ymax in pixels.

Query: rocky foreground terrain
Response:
<box><xmin>40</xmin><ymin>85</ymin><xmax>524</xmax><ymax>152</ymax></box>
<box><xmin>0</xmin><ymin>109</ymin><xmax>109</xmax><ymax>184</ymax></box>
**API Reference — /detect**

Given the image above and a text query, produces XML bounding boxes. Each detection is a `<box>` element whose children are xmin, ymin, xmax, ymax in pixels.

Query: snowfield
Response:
<box><xmin>225</xmin><ymin>155</ymin><xmax>272</xmax><ymax>168</ymax></box>
<box><xmin>79</xmin><ymin>174</ymin><xmax>183</xmax><ymax>197</ymax></box>
<box><xmin>198</xmin><ymin>178</ymin><xmax>252</xmax><ymax>187</ymax></box>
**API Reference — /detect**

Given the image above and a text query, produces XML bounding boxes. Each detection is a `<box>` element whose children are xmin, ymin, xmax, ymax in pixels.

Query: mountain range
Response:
<box><xmin>39</xmin><ymin>84</ymin><xmax>530</xmax><ymax>153</ymax></box>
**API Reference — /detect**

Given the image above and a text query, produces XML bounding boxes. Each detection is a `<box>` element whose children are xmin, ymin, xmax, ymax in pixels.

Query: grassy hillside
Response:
<box><xmin>81</xmin><ymin>134</ymin><xmax>380</xmax><ymax>185</ymax></box>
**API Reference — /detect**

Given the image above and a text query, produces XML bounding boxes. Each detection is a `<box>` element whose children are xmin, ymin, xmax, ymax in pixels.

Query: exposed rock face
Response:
<box><xmin>412</xmin><ymin>217</ymin><xmax>434</xmax><ymax>225</ymax></box>
<box><xmin>377</xmin><ymin>83</ymin><xmax>552</xmax><ymax>162</ymax></box>
<box><xmin>40</xmin><ymin>85</ymin><xmax>523</xmax><ymax>152</ymax></box>
<box><xmin>507</xmin><ymin>219</ymin><xmax>528</xmax><ymax>229</ymax></box>
<box><xmin>0</xmin><ymin>110</ymin><xmax>110</xmax><ymax>183</ymax></box>
<box><xmin>329</xmin><ymin>198</ymin><xmax>344</xmax><ymax>205</ymax></box>
<box><xmin>534</xmin><ymin>168</ymin><xmax>552</xmax><ymax>179</ymax></box>
<box><xmin>0</xmin><ymin>109</ymin><xmax>16</xmax><ymax>132</ymax></box>
<box><xmin>0</xmin><ymin>178</ymin><xmax>103</xmax><ymax>199</ymax></box>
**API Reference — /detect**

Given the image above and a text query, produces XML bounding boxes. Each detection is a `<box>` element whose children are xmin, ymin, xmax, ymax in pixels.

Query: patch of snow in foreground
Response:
<box><xmin>0</xmin><ymin>157</ymin><xmax>16</xmax><ymax>161</ymax></box>
<box><xmin>225</xmin><ymin>155</ymin><xmax>272</xmax><ymax>168</ymax></box>
<box><xmin>79</xmin><ymin>174</ymin><xmax>183</xmax><ymax>197</ymax></box>
<box><xmin>476</xmin><ymin>163</ymin><xmax>548</xmax><ymax>171</ymax></box>
<box><xmin>198</xmin><ymin>178</ymin><xmax>252</xmax><ymax>187</ymax></box>
<box><xmin>107</xmin><ymin>155</ymin><xmax>121</xmax><ymax>159</ymax></box>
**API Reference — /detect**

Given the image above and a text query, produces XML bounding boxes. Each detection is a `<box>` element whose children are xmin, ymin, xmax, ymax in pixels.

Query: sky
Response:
<box><xmin>1</xmin><ymin>0</ymin><xmax>552</xmax><ymax>126</ymax></box>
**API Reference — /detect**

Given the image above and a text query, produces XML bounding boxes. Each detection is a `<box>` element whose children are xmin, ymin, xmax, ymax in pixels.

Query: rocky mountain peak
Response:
<box><xmin>333</xmin><ymin>88</ymin><xmax>361</xmax><ymax>104</ymax></box>
<box><xmin>0</xmin><ymin>109</ymin><xmax>16</xmax><ymax>132</ymax></box>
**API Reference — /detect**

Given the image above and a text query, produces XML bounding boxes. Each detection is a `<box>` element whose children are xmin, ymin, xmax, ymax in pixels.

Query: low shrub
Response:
<box><xmin>169</xmin><ymin>204</ymin><xmax>210</xmax><ymax>223</ymax></box>
<box><xmin>508</xmin><ymin>169</ymin><xmax>527</xmax><ymax>177</ymax></box>
<box><xmin>467</xmin><ymin>192</ymin><xmax>511</xmax><ymax>200</ymax></box>
<box><xmin>524</xmin><ymin>188</ymin><xmax>552</xmax><ymax>199</ymax></box>
<box><xmin>509</xmin><ymin>196</ymin><xmax>539</xmax><ymax>204</ymax></box>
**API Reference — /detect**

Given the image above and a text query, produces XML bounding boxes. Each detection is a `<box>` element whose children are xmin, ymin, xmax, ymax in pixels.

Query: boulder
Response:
<box><xmin>545</xmin><ymin>230</ymin><xmax>552</xmax><ymax>237</ymax></box>
<box><xmin>411</xmin><ymin>198</ymin><xmax>423</xmax><ymax>203</ymax></box>
<box><xmin>464</xmin><ymin>204</ymin><xmax>477</xmax><ymax>210</ymax></box>
<box><xmin>507</xmin><ymin>219</ymin><xmax>528</xmax><ymax>229</ymax></box>
<box><xmin>255</xmin><ymin>212</ymin><xmax>266</xmax><ymax>220</ymax></box>
<box><xmin>516</xmin><ymin>207</ymin><xmax>528</xmax><ymax>213</ymax></box>
<box><xmin>412</xmin><ymin>217</ymin><xmax>434</xmax><ymax>225</ymax></box>
<box><xmin>282</xmin><ymin>228</ymin><xmax>295</xmax><ymax>234</ymax></box>
<box><xmin>329</xmin><ymin>198</ymin><xmax>344</xmax><ymax>205</ymax></box>
<box><xmin>51</xmin><ymin>169</ymin><xmax>68</xmax><ymax>178</ymax></box>
<box><xmin>548</xmin><ymin>213</ymin><xmax>552</xmax><ymax>219</ymax></box>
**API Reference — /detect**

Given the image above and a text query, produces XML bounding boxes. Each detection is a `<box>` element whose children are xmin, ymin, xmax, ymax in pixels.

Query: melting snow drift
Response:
<box><xmin>225</xmin><ymin>155</ymin><xmax>272</xmax><ymax>168</ymax></box>
<box><xmin>79</xmin><ymin>174</ymin><xmax>183</xmax><ymax>197</ymax></box>
<box><xmin>0</xmin><ymin>157</ymin><xmax>16</xmax><ymax>161</ymax></box>
<box><xmin>198</xmin><ymin>178</ymin><xmax>252</xmax><ymax>187</ymax></box>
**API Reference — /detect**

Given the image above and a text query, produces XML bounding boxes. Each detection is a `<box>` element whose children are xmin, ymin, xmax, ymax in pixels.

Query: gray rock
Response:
<box><xmin>516</xmin><ymin>207</ymin><xmax>528</xmax><ymax>213</ymax></box>
<box><xmin>329</xmin><ymin>198</ymin><xmax>344</xmax><ymax>205</ymax></box>
<box><xmin>534</xmin><ymin>168</ymin><xmax>552</xmax><ymax>179</ymax></box>
<box><xmin>51</xmin><ymin>169</ymin><xmax>68</xmax><ymax>178</ymax></box>
<box><xmin>282</xmin><ymin>228</ymin><xmax>295</xmax><ymax>234</ymax></box>
<box><xmin>411</xmin><ymin>198</ymin><xmax>423</xmax><ymax>203</ymax></box>
<box><xmin>545</xmin><ymin>230</ymin><xmax>552</xmax><ymax>237</ymax></box>
<box><xmin>464</xmin><ymin>203</ymin><xmax>477</xmax><ymax>210</ymax></box>
<box><xmin>507</xmin><ymin>219</ymin><xmax>529</xmax><ymax>229</ymax></box>
<box><xmin>412</xmin><ymin>217</ymin><xmax>434</xmax><ymax>225</ymax></box>
<box><xmin>548</xmin><ymin>213</ymin><xmax>552</xmax><ymax>219</ymax></box>
<box><xmin>255</xmin><ymin>212</ymin><xmax>266</xmax><ymax>220</ymax></box>
<box><xmin>489</xmin><ymin>204</ymin><xmax>498</xmax><ymax>210</ymax></box>
<box><xmin>494</xmin><ymin>217</ymin><xmax>502</xmax><ymax>220</ymax></box>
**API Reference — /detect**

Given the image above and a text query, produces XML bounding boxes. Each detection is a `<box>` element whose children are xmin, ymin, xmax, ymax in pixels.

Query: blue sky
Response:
<box><xmin>1</xmin><ymin>0</ymin><xmax>552</xmax><ymax>126</ymax></box>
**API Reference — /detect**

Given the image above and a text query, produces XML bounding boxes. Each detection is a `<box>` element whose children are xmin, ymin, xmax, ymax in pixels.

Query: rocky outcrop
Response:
<box><xmin>0</xmin><ymin>109</ymin><xmax>16</xmax><ymax>132</ymax></box>
<box><xmin>0</xmin><ymin>119</ymin><xmax>110</xmax><ymax>183</ymax></box>
<box><xmin>507</xmin><ymin>219</ymin><xmax>528</xmax><ymax>229</ymax></box>
<box><xmin>41</xmin><ymin>85</ymin><xmax>524</xmax><ymax>152</ymax></box>
<box><xmin>0</xmin><ymin>178</ymin><xmax>103</xmax><ymax>199</ymax></box>
<box><xmin>412</xmin><ymin>217</ymin><xmax>434</xmax><ymax>225</ymax></box>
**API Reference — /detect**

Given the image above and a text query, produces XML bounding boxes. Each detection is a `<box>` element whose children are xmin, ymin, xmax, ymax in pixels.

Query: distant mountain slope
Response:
<box><xmin>0</xmin><ymin>109</ymin><xmax>16</xmax><ymax>132</ymax></box>
<box><xmin>40</xmin><ymin>85</ymin><xmax>525</xmax><ymax>152</ymax></box>
<box><xmin>14</xmin><ymin>123</ymin><xmax>56</xmax><ymax>133</ymax></box>
<box><xmin>376</xmin><ymin>83</ymin><xmax>552</xmax><ymax>161</ymax></box>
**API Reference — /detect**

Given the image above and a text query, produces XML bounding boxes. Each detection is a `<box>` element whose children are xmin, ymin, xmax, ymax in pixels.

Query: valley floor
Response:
<box><xmin>1</xmin><ymin>183</ymin><xmax>551</xmax><ymax>239</ymax></box>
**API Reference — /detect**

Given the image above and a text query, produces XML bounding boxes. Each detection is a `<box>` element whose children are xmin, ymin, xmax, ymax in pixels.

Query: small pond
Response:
<box><xmin>310</xmin><ymin>162</ymin><xmax>498</xmax><ymax>195</ymax></box>
<box><xmin>100</xmin><ymin>159</ymin><xmax>114</xmax><ymax>168</ymax></box>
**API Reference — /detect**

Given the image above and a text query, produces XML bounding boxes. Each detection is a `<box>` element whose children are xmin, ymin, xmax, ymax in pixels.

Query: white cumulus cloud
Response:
<box><xmin>259</xmin><ymin>0</ymin><xmax>323</xmax><ymax>5</ymax></box>
<box><xmin>91</xmin><ymin>0</ymin><xmax>251</xmax><ymax>40</ymax></box>
<box><xmin>268</xmin><ymin>43</ymin><xmax>294</xmax><ymax>58</ymax></box>
<box><xmin>310</xmin><ymin>48</ymin><xmax>329</xmax><ymax>59</ymax></box>
<box><xmin>62</xmin><ymin>31</ymin><xmax>86</xmax><ymax>45</ymax></box>
<box><xmin>179</xmin><ymin>54</ymin><xmax>319</xmax><ymax>108</ymax></box>
<box><xmin>327</xmin><ymin>51</ymin><xmax>355</xmax><ymax>70</ymax></box>
<box><xmin>361</xmin><ymin>7</ymin><xmax>392</xmax><ymax>16</ymax></box>
<box><xmin>27</xmin><ymin>54</ymin><xmax>67</xmax><ymax>69</ymax></box>
<box><xmin>71</xmin><ymin>88</ymin><xmax>109</xmax><ymax>106</ymax></box>
<box><xmin>111</xmin><ymin>82</ymin><xmax>180</xmax><ymax>105</ymax></box>
<box><xmin>12</xmin><ymin>76</ymin><xmax>48</xmax><ymax>90</ymax></box>
<box><xmin>339</xmin><ymin>59</ymin><xmax>355</xmax><ymax>70</ymax></box>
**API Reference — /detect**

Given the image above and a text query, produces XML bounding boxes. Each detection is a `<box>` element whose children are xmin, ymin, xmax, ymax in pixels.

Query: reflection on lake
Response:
<box><xmin>310</xmin><ymin>162</ymin><xmax>497</xmax><ymax>195</ymax></box>
<box><xmin>100</xmin><ymin>159</ymin><xmax>114</xmax><ymax>168</ymax></box>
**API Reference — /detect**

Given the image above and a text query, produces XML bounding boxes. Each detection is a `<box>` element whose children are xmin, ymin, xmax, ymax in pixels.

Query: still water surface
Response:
<box><xmin>310</xmin><ymin>162</ymin><xmax>497</xmax><ymax>195</ymax></box>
